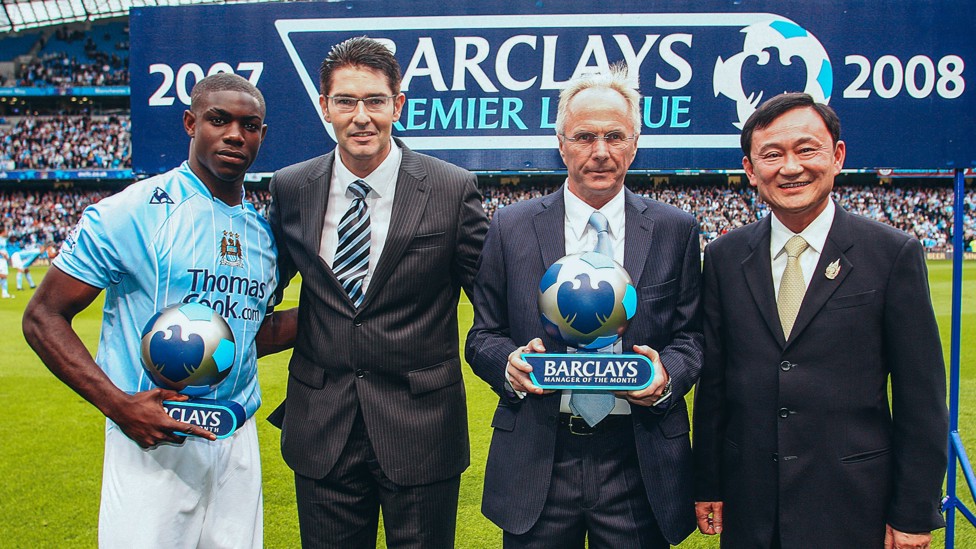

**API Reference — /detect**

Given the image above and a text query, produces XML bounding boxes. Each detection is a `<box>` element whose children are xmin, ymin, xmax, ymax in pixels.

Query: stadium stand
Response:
<box><xmin>1</xmin><ymin>184</ymin><xmax>973</xmax><ymax>254</ymax></box>
<box><xmin>0</xmin><ymin>29</ymin><xmax>41</xmax><ymax>58</ymax></box>
<box><xmin>0</xmin><ymin>188</ymin><xmax>112</xmax><ymax>247</ymax></box>
<box><xmin>10</xmin><ymin>21</ymin><xmax>128</xmax><ymax>87</ymax></box>
<box><xmin>0</xmin><ymin>114</ymin><xmax>131</xmax><ymax>170</ymax></box>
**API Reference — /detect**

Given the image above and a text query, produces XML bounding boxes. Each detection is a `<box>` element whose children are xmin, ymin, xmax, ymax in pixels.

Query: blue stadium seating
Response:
<box><xmin>0</xmin><ymin>31</ymin><xmax>42</xmax><ymax>61</ymax></box>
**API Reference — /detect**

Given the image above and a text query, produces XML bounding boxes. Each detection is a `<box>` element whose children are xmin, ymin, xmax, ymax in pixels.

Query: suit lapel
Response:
<box><xmin>298</xmin><ymin>153</ymin><xmax>334</xmax><ymax>260</ymax></box>
<box><xmin>787</xmin><ymin>204</ymin><xmax>854</xmax><ymax>346</ymax></box>
<box><xmin>623</xmin><ymin>189</ymin><xmax>652</xmax><ymax>287</ymax></box>
<box><xmin>533</xmin><ymin>187</ymin><xmax>567</xmax><ymax>397</ymax></box>
<box><xmin>361</xmin><ymin>142</ymin><xmax>430</xmax><ymax>309</ymax></box>
<box><xmin>741</xmin><ymin>216</ymin><xmax>786</xmax><ymax>347</ymax></box>
<box><xmin>533</xmin><ymin>186</ymin><xmax>566</xmax><ymax>269</ymax></box>
<box><xmin>297</xmin><ymin>153</ymin><xmax>351</xmax><ymax>299</ymax></box>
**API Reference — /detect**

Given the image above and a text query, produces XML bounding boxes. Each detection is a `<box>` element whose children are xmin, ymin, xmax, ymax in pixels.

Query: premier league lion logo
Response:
<box><xmin>538</xmin><ymin>252</ymin><xmax>637</xmax><ymax>351</ymax></box>
<box><xmin>714</xmin><ymin>19</ymin><xmax>833</xmax><ymax>129</ymax></box>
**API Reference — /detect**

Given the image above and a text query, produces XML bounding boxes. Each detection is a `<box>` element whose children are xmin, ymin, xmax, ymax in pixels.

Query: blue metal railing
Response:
<box><xmin>943</xmin><ymin>168</ymin><xmax>974</xmax><ymax>547</ymax></box>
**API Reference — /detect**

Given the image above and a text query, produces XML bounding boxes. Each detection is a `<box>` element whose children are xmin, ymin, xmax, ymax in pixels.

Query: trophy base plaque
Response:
<box><xmin>162</xmin><ymin>399</ymin><xmax>246</xmax><ymax>439</ymax></box>
<box><xmin>524</xmin><ymin>353</ymin><xmax>654</xmax><ymax>391</ymax></box>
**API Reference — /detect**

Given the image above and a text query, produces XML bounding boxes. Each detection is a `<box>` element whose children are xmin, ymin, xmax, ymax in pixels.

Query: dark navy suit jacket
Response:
<box><xmin>465</xmin><ymin>185</ymin><xmax>702</xmax><ymax>545</ymax></box>
<box><xmin>693</xmin><ymin>204</ymin><xmax>948</xmax><ymax>548</ymax></box>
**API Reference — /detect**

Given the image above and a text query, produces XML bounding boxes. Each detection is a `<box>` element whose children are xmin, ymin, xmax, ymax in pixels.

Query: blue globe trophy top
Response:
<box><xmin>140</xmin><ymin>302</ymin><xmax>245</xmax><ymax>439</ymax></box>
<box><xmin>526</xmin><ymin>252</ymin><xmax>654</xmax><ymax>391</ymax></box>
<box><xmin>539</xmin><ymin>251</ymin><xmax>637</xmax><ymax>350</ymax></box>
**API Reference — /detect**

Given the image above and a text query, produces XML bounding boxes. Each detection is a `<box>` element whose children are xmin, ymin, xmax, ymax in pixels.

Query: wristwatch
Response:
<box><xmin>654</xmin><ymin>377</ymin><xmax>673</xmax><ymax>407</ymax></box>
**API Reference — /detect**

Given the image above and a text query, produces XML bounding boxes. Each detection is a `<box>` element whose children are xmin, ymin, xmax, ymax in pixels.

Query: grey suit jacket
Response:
<box><xmin>465</xmin><ymin>186</ymin><xmax>702</xmax><ymax>545</ymax></box>
<box><xmin>693</xmin><ymin>203</ymin><xmax>948</xmax><ymax>548</ymax></box>
<box><xmin>268</xmin><ymin>138</ymin><xmax>488</xmax><ymax>486</ymax></box>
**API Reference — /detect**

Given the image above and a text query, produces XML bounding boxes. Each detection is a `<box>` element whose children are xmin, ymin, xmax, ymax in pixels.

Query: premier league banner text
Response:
<box><xmin>130</xmin><ymin>0</ymin><xmax>973</xmax><ymax>173</ymax></box>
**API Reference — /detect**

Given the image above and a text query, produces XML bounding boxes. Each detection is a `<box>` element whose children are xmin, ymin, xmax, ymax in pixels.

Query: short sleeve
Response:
<box><xmin>54</xmin><ymin>203</ymin><xmax>127</xmax><ymax>288</ymax></box>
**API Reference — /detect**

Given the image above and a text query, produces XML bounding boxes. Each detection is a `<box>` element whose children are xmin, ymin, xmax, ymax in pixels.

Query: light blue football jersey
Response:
<box><xmin>55</xmin><ymin>162</ymin><xmax>278</xmax><ymax>418</ymax></box>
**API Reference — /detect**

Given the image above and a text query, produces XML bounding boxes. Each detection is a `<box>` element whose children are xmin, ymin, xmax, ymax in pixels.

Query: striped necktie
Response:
<box><xmin>334</xmin><ymin>179</ymin><xmax>371</xmax><ymax>307</ymax></box>
<box><xmin>569</xmin><ymin>211</ymin><xmax>618</xmax><ymax>427</ymax></box>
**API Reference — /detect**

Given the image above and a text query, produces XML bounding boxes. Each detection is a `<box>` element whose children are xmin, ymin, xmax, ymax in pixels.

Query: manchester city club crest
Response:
<box><xmin>219</xmin><ymin>230</ymin><xmax>244</xmax><ymax>268</ymax></box>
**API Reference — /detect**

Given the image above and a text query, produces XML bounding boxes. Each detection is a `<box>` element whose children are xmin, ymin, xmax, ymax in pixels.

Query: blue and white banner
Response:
<box><xmin>130</xmin><ymin>0</ymin><xmax>973</xmax><ymax>173</ymax></box>
<box><xmin>0</xmin><ymin>168</ymin><xmax>133</xmax><ymax>180</ymax></box>
<box><xmin>0</xmin><ymin>86</ymin><xmax>129</xmax><ymax>96</ymax></box>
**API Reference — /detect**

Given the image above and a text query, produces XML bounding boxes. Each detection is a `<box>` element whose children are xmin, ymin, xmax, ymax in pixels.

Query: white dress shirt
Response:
<box><xmin>319</xmin><ymin>140</ymin><xmax>402</xmax><ymax>294</ymax></box>
<box><xmin>770</xmin><ymin>199</ymin><xmax>835</xmax><ymax>298</ymax></box>
<box><xmin>560</xmin><ymin>183</ymin><xmax>632</xmax><ymax>415</ymax></box>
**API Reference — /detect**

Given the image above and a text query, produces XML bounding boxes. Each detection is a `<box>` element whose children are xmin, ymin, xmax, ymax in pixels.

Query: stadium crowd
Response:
<box><xmin>16</xmin><ymin>52</ymin><xmax>129</xmax><ymax>87</ymax></box>
<box><xmin>6</xmin><ymin>23</ymin><xmax>130</xmax><ymax>88</ymax></box>
<box><xmin>1</xmin><ymin>183</ymin><xmax>973</xmax><ymax>253</ymax></box>
<box><xmin>0</xmin><ymin>189</ymin><xmax>113</xmax><ymax>248</ymax></box>
<box><xmin>484</xmin><ymin>182</ymin><xmax>975</xmax><ymax>252</ymax></box>
<box><xmin>0</xmin><ymin>115</ymin><xmax>131</xmax><ymax>170</ymax></box>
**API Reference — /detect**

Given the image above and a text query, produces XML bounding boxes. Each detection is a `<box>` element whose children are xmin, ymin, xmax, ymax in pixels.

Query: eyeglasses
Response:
<box><xmin>560</xmin><ymin>132</ymin><xmax>637</xmax><ymax>149</ymax></box>
<box><xmin>325</xmin><ymin>95</ymin><xmax>397</xmax><ymax>113</ymax></box>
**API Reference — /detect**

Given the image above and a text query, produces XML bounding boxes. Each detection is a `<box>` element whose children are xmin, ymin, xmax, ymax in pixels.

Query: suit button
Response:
<box><xmin>353</xmin><ymin>320</ymin><xmax>362</xmax><ymax>327</ymax></box>
<box><xmin>355</xmin><ymin>369</ymin><xmax>366</xmax><ymax>378</ymax></box>
<box><xmin>780</xmin><ymin>361</ymin><xmax>793</xmax><ymax>371</ymax></box>
<box><xmin>778</xmin><ymin>408</ymin><xmax>790</xmax><ymax>419</ymax></box>
<box><xmin>772</xmin><ymin>453</ymin><xmax>778</xmax><ymax>462</ymax></box>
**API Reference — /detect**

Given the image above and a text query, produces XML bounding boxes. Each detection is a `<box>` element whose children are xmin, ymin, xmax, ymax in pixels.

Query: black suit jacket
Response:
<box><xmin>465</xmin><ymin>186</ymin><xmax>702</xmax><ymax>545</ymax></box>
<box><xmin>268</xmin><ymin>139</ymin><xmax>488</xmax><ymax>486</ymax></box>
<box><xmin>693</xmin><ymin>203</ymin><xmax>948</xmax><ymax>548</ymax></box>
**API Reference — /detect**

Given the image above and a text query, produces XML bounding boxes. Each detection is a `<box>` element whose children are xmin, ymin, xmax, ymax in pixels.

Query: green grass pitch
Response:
<box><xmin>2</xmin><ymin>262</ymin><xmax>974</xmax><ymax>547</ymax></box>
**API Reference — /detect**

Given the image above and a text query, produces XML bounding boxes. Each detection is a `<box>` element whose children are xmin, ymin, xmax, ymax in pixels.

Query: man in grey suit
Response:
<box><xmin>466</xmin><ymin>65</ymin><xmax>702</xmax><ymax>548</ymax></box>
<box><xmin>693</xmin><ymin>93</ymin><xmax>948</xmax><ymax>549</ymax></box>
<box><xmin>267</xmin><ymin>37</ymin><xmax>488</xmax><ymax>548</ymax></box>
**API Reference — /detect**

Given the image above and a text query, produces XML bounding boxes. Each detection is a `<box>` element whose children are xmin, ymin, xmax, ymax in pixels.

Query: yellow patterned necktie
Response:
<box><xmin>778</xmin><ymin>235</ymin><xmax>809</xmax><ymax>339</ymax></box>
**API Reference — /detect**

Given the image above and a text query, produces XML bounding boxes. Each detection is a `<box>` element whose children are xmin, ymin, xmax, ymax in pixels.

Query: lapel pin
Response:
<box><xmin>825</xmin><ymin>259</ymin><xmax>841</xmax><ymax>280</ymax></box>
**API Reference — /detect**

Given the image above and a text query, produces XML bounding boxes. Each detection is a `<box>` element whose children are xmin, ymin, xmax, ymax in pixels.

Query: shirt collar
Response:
<box><xmin>179</xmin><ymin>161</ymin><xmax>245</xmax><ymax>208</ymax></box>
<box><xmin>563</xmin><ymin>181</ymin><xmax>626</xmax><ymax>242</ymax></box>
<box><xmin>333</xmin><ymin>139</ymin><xmax>401</xmax><ymax>199</ymax></box>
<box><xmin>770</xmin><ymin>199</ymin><xmax>835</xmax><ymax>258</ymax></box>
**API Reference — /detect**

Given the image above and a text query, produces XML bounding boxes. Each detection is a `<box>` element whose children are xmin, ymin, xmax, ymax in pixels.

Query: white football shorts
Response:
<box><xmin>10</xmin><ymin>251</ymin><xmax>33</xmax><ymax>270</ymax></box>
<box><xmin>98</xmin><ymin>417</ymin><xmax>262</xmax><ymax>549</ymax></box>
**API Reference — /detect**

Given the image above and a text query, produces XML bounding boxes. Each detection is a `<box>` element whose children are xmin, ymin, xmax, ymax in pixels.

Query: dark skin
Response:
<box><xmin>24</xmin><ymin>269</ymin><xmax>218</xmax><ymax>446</ymax></box>
<box><xmin>184</xmin><ymin>90</ymin><xmax>268</xmax><ymax>205</ymax></box>
<box><xmin>22</xmin><ymin>88</ymin><xmax>298</xmax><ymax>448</ymax></box>
<box><xmin>22</xmin><ymin>270</ymin><xmax>297</xmax><ymax>447</ymax></box>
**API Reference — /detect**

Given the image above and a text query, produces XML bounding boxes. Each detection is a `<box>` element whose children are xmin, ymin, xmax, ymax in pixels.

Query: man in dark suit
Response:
<box><xmin>693</xmin><ymin>93</ymin><xmax>948</xmax><ymax>549</ymax></box>
<box><xmin>466</xmin><ymin>64</ymin><xmax>702</xmax><ymax>548</ymax></box>
<box><xmin>267</xmin><ymin>37</ymin><xmax>488</xmax><ymax>548</ymax></box>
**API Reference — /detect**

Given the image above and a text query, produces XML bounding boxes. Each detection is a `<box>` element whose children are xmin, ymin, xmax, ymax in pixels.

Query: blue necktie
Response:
<box><xmin>569</xmin><ymin>211</ymin><xmax>618</xmax><ymax>426</ymax></box>
<box><xmin>334</xmin><ymin>179</ymin><xmax>371</xmax><ymax>307</ymax></box>
<box><xmin>590</xmin><ymin>211</ymin><xmax>613</xmax><ymax>257</ymax></box>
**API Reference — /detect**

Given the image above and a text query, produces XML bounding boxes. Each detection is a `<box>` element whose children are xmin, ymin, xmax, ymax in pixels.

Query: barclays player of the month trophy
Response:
<box><xmin>140</xmin><ymin>302</ymin><xmax>245</xmax><ymax>439</ymax></box>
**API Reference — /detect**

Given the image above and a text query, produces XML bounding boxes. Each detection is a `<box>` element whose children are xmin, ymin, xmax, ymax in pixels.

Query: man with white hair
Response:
<box><xmin>466</xmin><ymin>64</ymin><xmax>702</xmax><ymax>548</ymax></box>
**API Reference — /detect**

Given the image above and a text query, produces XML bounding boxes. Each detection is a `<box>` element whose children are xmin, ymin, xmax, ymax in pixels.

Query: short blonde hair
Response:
<box><xmin>554</xmin><ymin>62</ymin><xmax>641</xmax><ymax>136</ymax></box>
